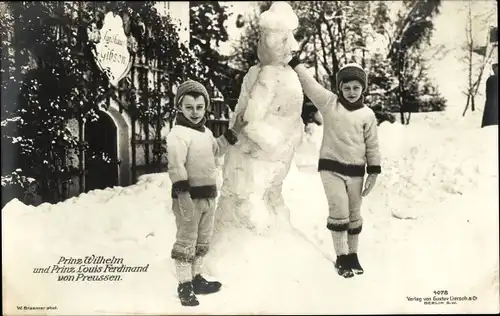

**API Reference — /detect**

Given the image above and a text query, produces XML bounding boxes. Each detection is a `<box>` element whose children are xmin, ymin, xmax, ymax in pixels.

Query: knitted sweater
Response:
<box><xmin>294</xmin><ymin>64</ymin><xmax>381</xmax><ymax>177</ymax></box>
<box><xmin>166</xmin><ymin>125</ymin><xmax>236</xmax><ymax>199</ymax></box>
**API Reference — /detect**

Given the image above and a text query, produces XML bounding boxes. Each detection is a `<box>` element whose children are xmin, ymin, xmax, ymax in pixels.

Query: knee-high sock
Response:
<box><xmin>348</xmin><ymin>234</ymin><xmax>359</xmax><ymax>253</ymax></box>
<box><xmin>348</xmin><ymin>219</ymin><xmax>363</xmax><ymax>253</ymax></box>
<box><xmin>192</xmin><ymin>256</ymin><xmax>203</xmax><ymax>277</ymax></box>
<box><xmin>327</xmin><ymin>217</ymin><xmax>350</xmax><ymax>256</ymax></box>
<box><xmin>331</xmin><ymin>230</ymin><xmax>349</xmax><ymax>256</ymax></box>
<box><xmin>175</xmin><ymin>260</ymin><xmax>192</xmax><ymax>284</ymax></box>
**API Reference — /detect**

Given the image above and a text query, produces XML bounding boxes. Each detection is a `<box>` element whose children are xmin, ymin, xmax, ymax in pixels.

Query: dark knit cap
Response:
<box><xmin>175</xmin><ymin>80</ymin><xmax>211</xmax><ymax>109</ymax></box>
<box><xmin>336</xmin><ymin>63</ymin><xmax>367</xmax><ymax>92</ymax></box>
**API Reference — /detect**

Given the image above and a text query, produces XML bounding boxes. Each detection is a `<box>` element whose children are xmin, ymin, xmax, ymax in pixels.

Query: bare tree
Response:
<box><xmin>461</xmin><ymin>0</ymin><xmax>497</xmax><ymax>116</ymax></box>
<box><xmin>285</xmin><ymin>1</ymin><xmax>378</xmax><ymax>92</ymax></box>
<box><xmin>387</xmin><ymin>0</ymin><xmax>442</xmax><ymax>125</ymax></box>
<box><xmin>230</xmin><ymin>1</ymin><xmax>444</xmax><ymax>125</ymax></box>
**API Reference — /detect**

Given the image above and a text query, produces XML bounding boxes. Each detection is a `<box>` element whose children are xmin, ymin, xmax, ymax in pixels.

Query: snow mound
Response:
<box><xmin>2</xmin><ymin>112</ymin><xmax>498</xmax><ymax>314</ymax></box>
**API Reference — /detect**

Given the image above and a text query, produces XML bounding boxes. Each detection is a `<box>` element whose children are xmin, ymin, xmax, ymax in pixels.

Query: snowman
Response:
<box><xmin>214</xmin><ymin>2</ymin><xmax>304</xmax><ymax>235</ymax></box>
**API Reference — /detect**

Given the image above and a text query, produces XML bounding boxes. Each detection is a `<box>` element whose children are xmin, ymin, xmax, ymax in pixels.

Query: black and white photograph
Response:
<box><xmin>1</xmin><ymin>0</ymin><xmax>498</xmax><ymax>314</ymax></box>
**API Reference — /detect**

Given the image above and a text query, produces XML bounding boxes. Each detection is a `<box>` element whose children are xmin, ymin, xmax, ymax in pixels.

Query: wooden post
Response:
<box><xmin>11</xmin><ymin>8</ymin><xmax>23</xmax><ymax>200</ymax></box>
<box><xmin>362</xmin><ymin>49</ymin><xmax>366</xmax><ymax>69</ymax></box>
<box><xmin>155</xmin><ymin>57</ymin><xmax>162</xmax><ymax>170</ymax></box>
<box><xmin>131</xmin><ymin>117</ymin><xmax>137</xmax><ymax>182</ymax></box>
<box><xmin>130</xmin><ymin>66</ymin><xmax>137</xmax><ymax>183</ymax></box>
<box><xmin>142</xmin><ymin>68</ymin><xmax>150</xmax><ymax>165</ymax></box>
<box><xmin>78</xmin><ymin>112</ymin><xmax>86</xmax><ymax>192</ymax></box>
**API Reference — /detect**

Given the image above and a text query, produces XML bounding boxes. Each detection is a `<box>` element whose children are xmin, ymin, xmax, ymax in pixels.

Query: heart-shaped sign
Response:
<box><xmin>92</xmin><ymin>12</ymin><xmax>132</xmax><ymax>87</ymax></box>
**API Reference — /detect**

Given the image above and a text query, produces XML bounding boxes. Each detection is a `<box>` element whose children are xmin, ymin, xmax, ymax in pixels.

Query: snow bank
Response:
<box><xmin>287</xmin><ymin>113</ymin><xmax>499</xmax><ymax>314</ymax></box>
<box><xmin>2</xmin><ymin>111</ymin><xmax>498</xmax><ymax>315</ymax></box>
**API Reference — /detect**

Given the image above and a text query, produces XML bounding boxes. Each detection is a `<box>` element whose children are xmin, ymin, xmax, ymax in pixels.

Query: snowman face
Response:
<box><xmin>257</xmin><ymin>29</ymin><xmax>298</xmax><ymax>65</ymax></box>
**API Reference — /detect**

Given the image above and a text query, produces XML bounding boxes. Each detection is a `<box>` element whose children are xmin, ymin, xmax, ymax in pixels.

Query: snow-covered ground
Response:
<box><xmin>2</xmin><ymin>108</ymin><xmax>498</xmax><ymax>315</ymax></box>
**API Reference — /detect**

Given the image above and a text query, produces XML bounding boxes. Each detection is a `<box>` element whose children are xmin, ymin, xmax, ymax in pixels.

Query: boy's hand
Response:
<box><xmin>288</xmin><ymin>55</ymin><xmax>301</xmax><ymax>69</ymax></box>
<box><xmin>362</xmin><ymin>174</ymin><xmax>378</xmax><ymax>197</ymax></box>
<box><xmin>231</xmin><ymin>112</ymin><xmax>248</xmax><ymax>134</ymax></box>
<box><xmin>178</xmin><ymin>193</ymin><xmax>195</xmax><ymax>220</ymax></box>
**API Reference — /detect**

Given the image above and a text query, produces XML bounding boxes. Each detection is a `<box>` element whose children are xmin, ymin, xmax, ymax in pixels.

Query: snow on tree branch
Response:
<box><xmin>1</xmin><ymin>169</ymin><xmax>35</xmax><ymax>188</ymax></box>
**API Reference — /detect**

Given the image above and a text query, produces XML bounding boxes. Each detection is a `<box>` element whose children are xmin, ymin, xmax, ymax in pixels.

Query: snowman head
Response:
<box><xmin>257</xmin><ymin>2</ymin><xmax>299</xmax><ymax>65</ymax></box>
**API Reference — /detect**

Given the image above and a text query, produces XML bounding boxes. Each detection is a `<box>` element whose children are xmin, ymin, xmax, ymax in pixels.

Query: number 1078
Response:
<box><xmin>433</xmin><ymin>290</ymin><xmax>448</xmax><ymax>295</ymax></box>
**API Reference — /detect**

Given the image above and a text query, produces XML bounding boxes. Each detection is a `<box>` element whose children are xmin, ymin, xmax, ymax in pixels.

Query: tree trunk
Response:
<box><xmin>406</xmin><ymin>112</ymin><xmax>412</xmax><ymax>125</ymax></box>
<box><xmin>464</xmin><ymin>0</ymin><xmax>474</xmax><ymax>115</ymax></box>
<box><xmin>462</xmin><ymin>94</ymin><xmax>471</xmax><ymax>116</ymax></box>
<box><xmin>400</xmin><ymin>109</ymin><xmax>406</xmax><ymax>125</ymax></box>
<box><xmin>330</xmin><ymin>75</ymin><xmax>336</xmax><ymax>93</ymax></box>
<box><xmin>398</xmin><ymin>77</ymin><xmax>406</xmax><ymax>124</ymax></box>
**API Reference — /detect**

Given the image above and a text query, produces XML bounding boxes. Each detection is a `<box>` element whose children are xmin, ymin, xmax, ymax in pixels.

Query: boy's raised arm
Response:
<box><xmin>289</xmin><ymin>57</ymin><xmax>336</xmax><ymax>114</ymax></box>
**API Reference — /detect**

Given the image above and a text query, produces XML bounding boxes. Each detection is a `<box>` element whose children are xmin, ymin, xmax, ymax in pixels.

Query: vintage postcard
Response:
<box><xmin>2</xmin><ymin>1</ymin><xmax>498</xmax><ymax>315</ymax></box>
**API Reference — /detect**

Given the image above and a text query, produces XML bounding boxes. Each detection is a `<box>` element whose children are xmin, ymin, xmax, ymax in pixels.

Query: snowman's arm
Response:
<box><xmin>243</xmin><ymin>66</ymin><xmax>283</xmax><ymax>151</ymax></box>
<box><xmin>230</xmin><ymin>65</ymin><xmax>260</xmax><ymax>128</ymax></box>
<box><xmin>166</xmin><ymin>129</ymin><xmax>190</xmax><ymax>194</ymax></box>
<box><xmin>292</xmin><ymin>63</ymin><xmax>336</xmax><ymax>114</ymax></box>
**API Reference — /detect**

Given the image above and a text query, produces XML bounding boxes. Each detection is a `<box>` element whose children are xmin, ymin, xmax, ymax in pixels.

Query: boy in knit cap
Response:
<box><xmin>288</xmin><ymin>57</ymin><xmax>381</xmax><ymax>278</ymax></box>
<box><xmin>166</xmin><ymin>79</ymin><xmax>247</xmax><ymax>306</ymax></box>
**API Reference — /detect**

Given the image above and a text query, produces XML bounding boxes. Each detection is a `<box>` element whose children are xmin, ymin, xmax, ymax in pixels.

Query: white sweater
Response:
<box><xmin>166</xmin><ymin>125</ymin><xmax>233</xmax><ymax>198</ymax></box>
<box><xmin>294</xmin><ymin>64</ymin><xmax>381</xmax><ymax>176</ymax></box>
